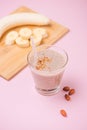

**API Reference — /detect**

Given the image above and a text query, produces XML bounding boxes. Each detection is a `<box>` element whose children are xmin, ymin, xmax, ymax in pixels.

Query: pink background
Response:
<box><xmin>0</xmin><ymin>0</ymin><xmax>87</xmax><ymax>129</ymax></box>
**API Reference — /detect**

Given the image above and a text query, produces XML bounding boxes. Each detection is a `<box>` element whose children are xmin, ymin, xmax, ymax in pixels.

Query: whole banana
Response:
<box><xmin>0</xmin><ymin>12</ymin><xmax>50</xmax><ymax>38</ymax></box>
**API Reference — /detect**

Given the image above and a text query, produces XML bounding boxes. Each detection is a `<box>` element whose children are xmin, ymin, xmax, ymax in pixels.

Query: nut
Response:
<box><xmin>35</xmin><ymin>56</ymin><xmax>51</xmax><ymax>70</ymax></box>
<box><xmin>65</xmin><ymin>94</ymin><xmax>71</xmax><ymax>101</ymax></box>
<box><xmin>68</xmin><ymin>89</ymin><xmax>75</xmax><ymax>95</ymax></box>
<box><xmin>63</xmin><ymin>86</ymin><xmax>70</xmax><ymax>92</ymax></box>
<box><xmin>60</xmin><ymin>109</ymin><xmax>67</xmax><ymax>117</ymax></box>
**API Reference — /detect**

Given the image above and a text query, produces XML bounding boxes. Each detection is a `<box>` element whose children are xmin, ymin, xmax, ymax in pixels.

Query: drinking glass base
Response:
<box><xmin>35</xmin><ymin>86</ymin><xmax>60</xmax><ymax>96</ymax></box>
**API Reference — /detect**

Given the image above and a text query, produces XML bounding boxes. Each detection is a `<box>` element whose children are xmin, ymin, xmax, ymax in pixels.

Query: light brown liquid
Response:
<box><xmin>30</xmin><ymin>49</ymin><xmax>67</xmax><ymax>95</ymax></box>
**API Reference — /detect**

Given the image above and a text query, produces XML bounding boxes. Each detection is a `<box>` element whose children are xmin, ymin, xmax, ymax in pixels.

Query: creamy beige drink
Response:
<box><xmin>28</xmin><ymin>48</ymin><xmax>68</xmax><ymax>96</ymax></box>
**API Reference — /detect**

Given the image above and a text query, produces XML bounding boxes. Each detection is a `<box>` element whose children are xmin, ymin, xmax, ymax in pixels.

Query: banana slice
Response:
<box><xmin>30</xmin><ymin>34</ymin><xmax>42</xmax><ymax>46</ymax></box>
<box><xmin>19</xmin><ymin>28</ymin><xmax>32</xmax><ymax>39</ymax></box>
<box><xmin>15</xmin><ymin>36</ymin><xmax>30</xmax><ymax>48</ymax></box>
<box><xmin>33</xmin><ymin>28</ymin><xmax>48</xmax><ymax>38</ymax></box>
<box><xmin>5</xmin><ymin>31</ymin><xmax>18</xmax><ymax>45</ymax></box>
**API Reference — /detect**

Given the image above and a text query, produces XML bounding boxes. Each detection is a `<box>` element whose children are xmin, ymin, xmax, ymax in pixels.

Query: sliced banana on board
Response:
<box><xmin>19</xmin><ymin>28</ymin><xmax>32</xmax><ymax>39</ymax></box>
<box><xmin>4</xmin><ymin>27</ymin><xmax>48</xmax><ymax>48</ymax></box>
<box><xmin>30</xmin><ymin>34</ymin><xmax>42</xmax><ymax>46</ymax></box>
<box><xmin>15</xmin><ymin>36</ymin><xmax>30</xmax><ymax>48</ymax></box>
<box><xmin>33</xmin><ymin>28</ymin><xmax>48</xmax><ymax>38</ymax></box>
<box><xmin>5</xmin><ymin>31</ymin><xmax>18</xmax><ymax>45</ymax></box>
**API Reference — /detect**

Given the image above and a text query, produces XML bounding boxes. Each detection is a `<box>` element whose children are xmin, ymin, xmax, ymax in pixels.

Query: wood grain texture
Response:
<box><xmin>0</xmin><ymin>6</ymin><xmax>69</xmax><ymax>80</ymax></box>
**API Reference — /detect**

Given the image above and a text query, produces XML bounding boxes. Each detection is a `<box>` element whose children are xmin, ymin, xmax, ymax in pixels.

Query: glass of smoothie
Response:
<box><xmin>27</xmin><ymin>46</ymin><xmax>68</xmax><ymax>96</ymax></box>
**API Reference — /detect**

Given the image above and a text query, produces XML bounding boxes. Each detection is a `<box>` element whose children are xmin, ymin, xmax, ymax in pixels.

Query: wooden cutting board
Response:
<box><xmin>0</xmin><ymin>6</ymin><xmax>69</xmax><ymax>80</ymax></box>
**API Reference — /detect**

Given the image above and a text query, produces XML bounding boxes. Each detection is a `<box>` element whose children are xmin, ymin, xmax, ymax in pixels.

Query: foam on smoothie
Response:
<box><xmin>30</xmin><ymin>49</ymin><xmax>67</xmax><ymax>72</ymax></box>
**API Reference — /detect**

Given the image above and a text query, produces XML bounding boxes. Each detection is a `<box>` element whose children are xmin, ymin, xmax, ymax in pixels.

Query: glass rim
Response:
<box><xmin>27</xmin><ymin>46</ymin><xmax>68</xmax><ymax>74</ymax></box>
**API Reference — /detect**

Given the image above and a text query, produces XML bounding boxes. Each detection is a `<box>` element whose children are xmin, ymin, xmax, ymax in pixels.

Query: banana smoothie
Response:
<box><xmin>28</xmin><ymin>48</ymin><xmax>68</xmax><ymax>96</ymax></box>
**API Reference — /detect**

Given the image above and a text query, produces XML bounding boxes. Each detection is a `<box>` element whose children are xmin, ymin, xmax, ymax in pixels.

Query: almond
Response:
<box><xmin>68</xmin><ymin>89</ymin><xmax>75</xmax><ymax>95</ymax></box>
<box><xmin>65</xmin><ymin>94</ymin><xmax>71</xmax><ymax>101</ymax></box>
<box><xmin>60</xmin><ymin>109</ymin><xmax>67</xmax><ymax>117</ymax></box>
<box><xmin>63</xmin><ymin>86</ymin><xmax>70</xmax><ymax>92</ymax></box>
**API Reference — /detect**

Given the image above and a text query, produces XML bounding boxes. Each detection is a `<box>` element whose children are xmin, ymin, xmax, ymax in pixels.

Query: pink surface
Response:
<box><xmin>0</xmin><ymin>0</ymin><xmax>87</xmax><ymax>129</ymax></box>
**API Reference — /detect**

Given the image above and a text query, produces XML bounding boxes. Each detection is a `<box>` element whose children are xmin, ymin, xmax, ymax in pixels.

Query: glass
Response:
<box><xmin>27</xmin><ymin>46</ymin><xmax>68</xmax><ymax>96</ymax></box>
